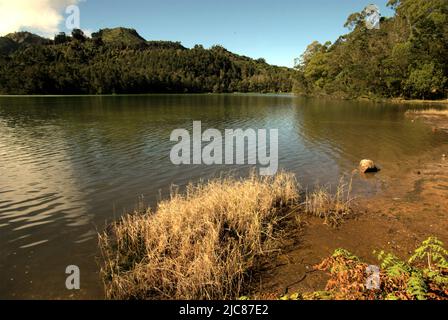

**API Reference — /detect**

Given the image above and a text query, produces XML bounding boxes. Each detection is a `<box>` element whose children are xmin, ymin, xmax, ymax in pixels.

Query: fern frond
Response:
<box><xmin>406</xmin><ymin>272</ymin><xmax>427</xmax><ymax>300</ymax></box>
<box><xmin>332</xmin><ymin>248</ymin><xmax>359</xmax><ymax>261</ymax></box>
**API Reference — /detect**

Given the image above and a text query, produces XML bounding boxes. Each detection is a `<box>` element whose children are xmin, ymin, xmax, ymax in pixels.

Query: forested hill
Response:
<box><xmin>0</xmin><ymin>28</ymin><xmax>296</xmax><ymax>95</ymax></box>
<box><xmin>295</xmin><ymin>0</ymin><xmax>448</xmax><ymax>100</ymax></box>
<box><xmin>1</xmin><ymin>0</ymin><xmax>446</xmax><ymax>99</ymax></box>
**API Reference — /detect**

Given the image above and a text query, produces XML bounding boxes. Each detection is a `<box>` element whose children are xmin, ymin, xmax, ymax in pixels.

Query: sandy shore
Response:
<box><xmin>389</xmin><ymin>98</ymin><xmax>448</xmax><ymax>106</ymax></box>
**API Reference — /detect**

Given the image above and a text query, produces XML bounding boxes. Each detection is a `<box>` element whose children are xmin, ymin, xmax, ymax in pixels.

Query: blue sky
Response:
<box><xmin>68</xmin><ymin>0</ymin><xmax>394</xmax><ymax>67</ymax></box>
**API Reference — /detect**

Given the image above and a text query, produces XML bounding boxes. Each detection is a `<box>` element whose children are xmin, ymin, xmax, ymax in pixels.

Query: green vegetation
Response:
<box><xmin>1</xmin><ymin>0</ymin><xmax>446</xmax><ymax>98</ymax></box>
<box><xmin>281</xmin><ymin>237</ymin><xmax>448</xmax><ymax>300</ymax></box>
<box><xmin>295</xmin><ymin>0</ymin><xmax>448</xmax><ymax>100</ymax></box>
<box><xmin>0</xmin><ymin>28</ymin><xmax>295</xmax><ymax>95</ymax></box>
<box><xmin>0</xmin><ymin>32</ymin><xmax>49</xmax><ymax>56</ymax></box>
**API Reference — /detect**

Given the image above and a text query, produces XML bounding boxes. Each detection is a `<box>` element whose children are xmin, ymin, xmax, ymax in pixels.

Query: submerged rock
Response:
<box><xmin>359</xmin><ymin>159</ymin><xmax>378</xmax><ymax>173</ymax></box>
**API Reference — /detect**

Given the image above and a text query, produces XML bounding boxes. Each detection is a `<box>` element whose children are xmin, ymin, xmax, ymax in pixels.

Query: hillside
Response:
<box><xmin>0</xmin><ymin>37</ymin><xmax>17</xmax><ymax>55</ymax></box>
<box><xmin>0</xmin><ymin>28</ymin><xmax>297</xmax><ymax>95</ymax></box>
<box><xmin>0</xmin><ymin>32</ymin><xmax>49</xmax><ymax>55</ymax></box>
<box><xmin>5</xmin><ymin>32</ymin><xmax>49</xmax><ymax>46</ymax></box>
<box><xmin>295</xmin><ymin>0</ymin><xmax>448</xmax><ymax>100</ymax></box>
<box><xmin>91</xmin><ymin>27</ymin><xmax>147</xmax><ymax>46</ymax></box>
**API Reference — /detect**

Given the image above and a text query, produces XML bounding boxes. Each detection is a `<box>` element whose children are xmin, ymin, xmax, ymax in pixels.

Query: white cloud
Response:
<box><xmin>0</xmin><ymin>0</ymin><xmax>79</xmax><ymax>37</ymax></box>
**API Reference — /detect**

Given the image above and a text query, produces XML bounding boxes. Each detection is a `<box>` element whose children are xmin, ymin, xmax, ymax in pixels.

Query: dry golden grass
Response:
<box><xmin>406</xmin><ymin>108</ymin><xmax>448</xmax><ymax>116</ymax></box>
<box><xmin>304</xmin><ymin>177</ymin><xmax>354</xmax><ymax>226</ymax></box>
<box><xmin>99</xmin><ymin>172</ymin><xmax>300</xmax><ymax>300</ymax></box>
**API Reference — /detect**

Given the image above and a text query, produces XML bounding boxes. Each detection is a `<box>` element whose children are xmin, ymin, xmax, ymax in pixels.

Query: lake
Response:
<box><xmin>0</xmin><ymin>94</ymin><xmax>446</xmax><ymax>299</ymax></box>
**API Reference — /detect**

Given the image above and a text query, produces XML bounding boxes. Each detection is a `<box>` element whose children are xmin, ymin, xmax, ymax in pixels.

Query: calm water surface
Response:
<box><xmin>0</xmin><ymin>94</ymin><xmax>446</xmax><ymax>299</ymax></box>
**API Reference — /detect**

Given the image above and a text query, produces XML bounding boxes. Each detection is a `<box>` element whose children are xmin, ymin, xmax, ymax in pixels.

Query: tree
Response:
<box><xmin>54</xmin><ymin>32</ymin><xmax>69</xmax><ymax>45</ymax></box>
<box><xmin>71</xmin><ymin>29</ymin><xmax>86</xmax><ymax>42</ymax></box>
<box><xmin>344</xmin><ymin>12</ymin><xmax>364</xmax><ymax>30</ymax></box>
<box><xmin>0</xmin><ymin>28</ymin><xmax>296</xmax><ymax>95</ymax></box>
<box><xmin>404</xmin><ymin>63</ymin><xmax>447</xmax><ymax>99</ymax></box>
<box><xmin>294</xmin><ymin>0</ymin><xmax>447</xmax><ymax>99</ymax></box>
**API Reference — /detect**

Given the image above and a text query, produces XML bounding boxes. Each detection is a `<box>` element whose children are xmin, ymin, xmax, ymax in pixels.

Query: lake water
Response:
<box><xmin>0</xmin><ymin>94</ymin><xmax>446</xmax><ymax>299</ymax></box>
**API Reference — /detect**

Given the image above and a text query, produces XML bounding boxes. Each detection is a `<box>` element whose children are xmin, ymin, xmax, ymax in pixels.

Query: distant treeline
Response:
<box><xmin>294</xmin><ymin>0</ymin><xmax>448</xmax><ymax>100</ymax></box>
<box><xmin>0</xmin><ymin>28</ymin><xmax>295</xmax><ymax>95</ymax></box>
<box><xmin>0</xmin><ymin>0</ymin><xmax>446</xmax><ymax>99</ymax></box>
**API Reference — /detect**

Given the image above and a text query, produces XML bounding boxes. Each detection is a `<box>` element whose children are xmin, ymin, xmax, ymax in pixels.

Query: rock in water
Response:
<box><xmin>359</xmin><ymin>159</ymin><xmax>378</xmax><ymax>173</ymax></box>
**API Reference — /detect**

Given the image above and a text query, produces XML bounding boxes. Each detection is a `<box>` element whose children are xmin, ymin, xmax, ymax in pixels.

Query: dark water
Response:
<box><xmin>0</xmin><ymin>94</ymin><xmax>446</xmax><ymax>299</ymax></box>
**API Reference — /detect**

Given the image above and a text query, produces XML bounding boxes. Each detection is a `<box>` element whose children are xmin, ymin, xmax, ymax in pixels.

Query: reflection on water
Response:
<box><xmin>0</xmin><ymin>94</ymin><xmax>446</xmax><ymax>299</ymax></box>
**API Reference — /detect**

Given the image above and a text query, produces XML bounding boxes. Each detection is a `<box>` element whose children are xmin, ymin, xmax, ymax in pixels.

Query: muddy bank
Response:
<box><xmin>406</xmin><ymin>109</ymin><xmax>448</xmax><ymax>133</ymax></box>
<box><xmin>256</xmin><ymin>139</ymin><xmax>448</xmax><ymax>298</ymax></box>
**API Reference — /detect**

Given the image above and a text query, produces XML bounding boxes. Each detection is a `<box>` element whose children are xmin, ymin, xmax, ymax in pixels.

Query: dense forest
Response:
<box><xmin>0</xmin><ymin>0</ymin><xmax>446</xmax><ymax>99</ymax></box>
<box><xmin>0</xmin><ymin>28</ymin><xmax>295</xmax><ymax>95</ymax></box>
<box><xmin>295</xmin><ymin>0</ymin><xmax>448</xmax><ymax>100</ymax></box>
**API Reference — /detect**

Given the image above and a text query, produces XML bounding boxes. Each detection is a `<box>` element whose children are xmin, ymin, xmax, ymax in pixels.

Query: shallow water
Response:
<box><xmin>0</xmin><ymin>94</ymin><xmax>446</xmax><ymax>299</ymax></box>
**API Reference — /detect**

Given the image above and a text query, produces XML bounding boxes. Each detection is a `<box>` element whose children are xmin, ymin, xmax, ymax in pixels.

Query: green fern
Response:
<box><xmin>426</xmin><ymin>270</ymin><xmax>448</xmax><ymax>286</ymax></box>
<box><xmin>385</xmin><ymin>293</ymin><xmax>400</xmax><ymax>300</ymax></box>
<box><xmin>376</xmin><ymin>250</ymin><xmax>411</xmax><ymax>277</ymax></box>
<box><xmin>278</xmin><ymin>237</ymin><xmax>448</xmax><ymax>300</ymax></box>
<box><xmin>406</xmin><ymin>271</ymin><xmax>427</xmax><ymax>300</ymax></box>
<box><xmin>332</xmin><ymin>248</ymin><xmax>359</xmax><ymax>261</ymax></box>
<box><xmin>409</xmin><ymin>237</ymin><xmax>448</xmax><ymax>270</ymax></box>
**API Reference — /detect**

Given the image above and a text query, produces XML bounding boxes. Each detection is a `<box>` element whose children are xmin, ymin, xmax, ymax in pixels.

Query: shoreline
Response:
<box><xmin>1</xmin><ymin>92</ymin><xmax>447</xmax><ymax>106</ymax></box>
<box><xmin>387</xmin><ymin>98</ymin><xmax>448</xmax><ymax>106</ymax></box>
<box><xmin>98</xmin><ymin>150</ymin><xmax>448</xmax><ymax>299</ymax></box>
<box><xmin>96</xmin><ymin>108</ymin><xmax>448</xmax><ymax>300</ymax></box>
<box><xmin>255</xmin><ymin>143</ymin><xmax>448</xmax><ymax>298</ymax></box>
<box><xmin>0</xmin><ymin>92</ymin><xmax>294</xmax><ymax>98</ymax></box>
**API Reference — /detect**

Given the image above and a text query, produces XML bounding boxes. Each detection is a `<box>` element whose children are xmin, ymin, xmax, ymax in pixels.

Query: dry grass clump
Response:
<box><xmin>99</xmin><ymin>172</ymin><xmax>300</xmax><ymax>300</ymax></box>
<box><xmin>304</xmin><ymin>177</ymin><xmax>354</xmax><ymax>226</ymax></box>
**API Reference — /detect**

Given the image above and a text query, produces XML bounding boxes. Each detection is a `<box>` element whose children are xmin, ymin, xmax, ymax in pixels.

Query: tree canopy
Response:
<box><xmin>1</xmin><ymin>0</ymin><xmax>446</xmax><ymax>100</ymax></box>
<box><xmin>0</xmin><ymin>28</ymin><xmax>296</xmax><ymax>95</ymax></box>
<box><xmin>295</xmin><ymin>0</ymin><xmax>448</xmax><ymax>100</ymax></box>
